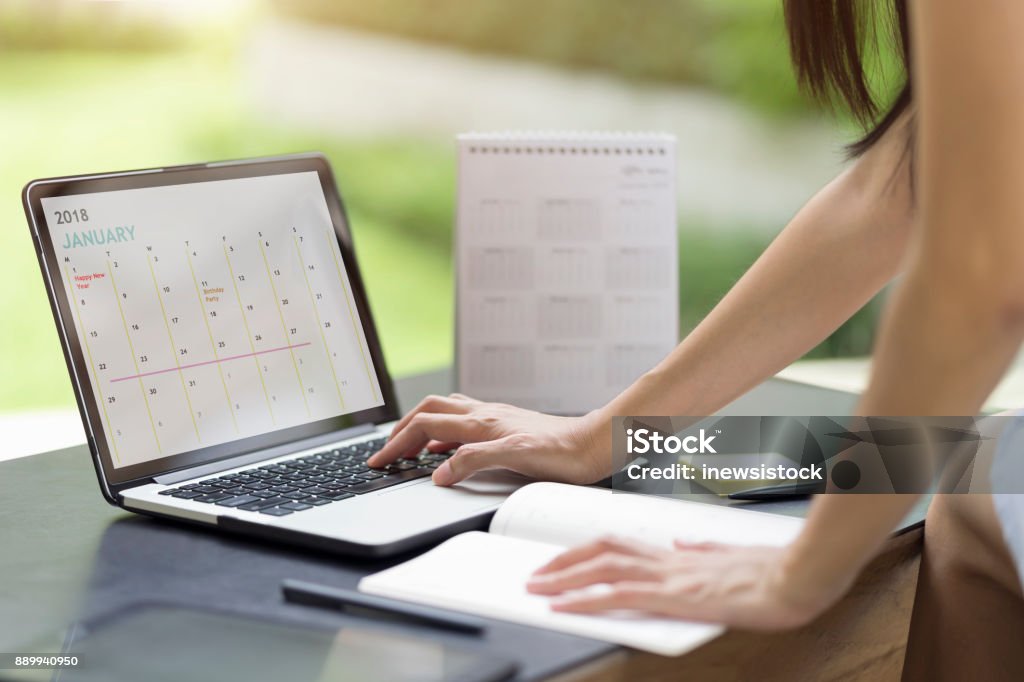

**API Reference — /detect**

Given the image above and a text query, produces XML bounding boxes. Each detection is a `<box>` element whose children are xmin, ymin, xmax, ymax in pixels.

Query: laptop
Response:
<box><xmin>23</xmin><ymin>153</ymin><xmax>524</xmax><ymax>557</ymax></box>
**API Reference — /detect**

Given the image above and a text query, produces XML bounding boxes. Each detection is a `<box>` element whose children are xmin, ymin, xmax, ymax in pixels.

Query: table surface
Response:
<box><xmin>0</xmin><ymin>369</ymin><xmax>928</xmax><ymax>681</ymax></box>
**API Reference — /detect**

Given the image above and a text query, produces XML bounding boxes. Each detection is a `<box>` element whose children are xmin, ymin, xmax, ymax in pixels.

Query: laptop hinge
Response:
<box><xmin>152</xmin><ymin>424</ymin><xmax>377</xmax><ymax>485</ymax></box>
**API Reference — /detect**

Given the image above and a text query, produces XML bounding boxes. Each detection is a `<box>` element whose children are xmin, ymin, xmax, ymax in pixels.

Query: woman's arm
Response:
<box><xmin>533</xmin><ymin>0</ymin><xmax>1024</xmax><ymax>627</ymax></box>
<box><xmin>773</xmin><ymin>0</ymin><xmax>1024</xmax><ymax>609</ymax></box>
<box><xmin>370</xmin><ymin>118</ymin><xmax>914</xmax><ymax>484</ymax></box>
<box><xmin>603</xmin><ymin>119</ymin><xmax>913</xmax><ymax>419</ymax></box>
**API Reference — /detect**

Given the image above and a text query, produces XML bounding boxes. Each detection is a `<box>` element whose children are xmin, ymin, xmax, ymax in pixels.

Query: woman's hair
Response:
<box><xmin>783</xmin><ymin>0</ymin><xmax>911</xmax><ymax>157</ymax></box>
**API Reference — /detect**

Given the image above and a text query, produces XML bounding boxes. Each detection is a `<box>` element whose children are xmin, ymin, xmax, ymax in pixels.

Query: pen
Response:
<box><xmin>281</xmin><ymin>579</ymin><xmax>487</xmax><ymax>635</ymax></box>
<box><xmin>727</xmin><ymin>480</ymin><xmax>820</xmax><ymax>501</ymax></box>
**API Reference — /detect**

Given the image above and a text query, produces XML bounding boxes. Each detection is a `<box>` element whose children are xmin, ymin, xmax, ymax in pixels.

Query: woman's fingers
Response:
<box><xmin>672</xmin><ymin>540</ymin><xmax>724</xmax><ymax>552</ymax></box>
<box><xmin>550</xmin><ymin>583</ymin><xmax>664</xmax><ymax>614</ymax></box>
<box><xmin>527</xmin><ymin>554</ymin><xmax>661</xmax><ymax>595</ymax></box>
<box><xmin>385</xmin><ymin>394</ymin><xmax>473</xmax><ymax>443</ymax></box>
<box><xmin>369</xmin><ymin>412</ymin><xmax>487</xmax><ymax>467</ymax></box>
<box><xmin>425</xmin><ymin>440</ymin><xmax>460</xmax><ymax>454</ymax></box>
<box><xmin>532</xmin><ymin>536</ymin><xmax>666</xmax><ymax>576</ymax></box>
<box><xmin>431</xmin><ymin>436</ymin><xmax>521</xmax><ymax>485</ymax></box>
<box><xmin>433</xmin><ymin>431</ymin><xmax>595</xmax><ymax>485</ymax></box>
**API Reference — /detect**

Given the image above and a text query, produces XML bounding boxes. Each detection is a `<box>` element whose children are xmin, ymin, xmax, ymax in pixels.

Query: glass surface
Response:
<box><xmin>59</xmin><ymin>604</ymin><xmax>515</xmax><ymax>682</ymax></box>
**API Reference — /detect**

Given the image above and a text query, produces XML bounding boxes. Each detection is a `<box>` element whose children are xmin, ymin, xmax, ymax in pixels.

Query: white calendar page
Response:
<box><xmin>44</xmin><ymin>172</ymin><xmax>383</xmax><ymax>468</ymax></box>
<box><xmin>456</xmin><ymin>133</ymin><xmax>678</xmax><ymax>413</ymax></box>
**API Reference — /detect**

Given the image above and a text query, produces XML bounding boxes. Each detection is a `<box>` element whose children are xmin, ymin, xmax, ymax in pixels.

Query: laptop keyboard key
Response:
<box><xmin>390</xmin><ymin>460</ymin><xmax>418</xmax><ymax>471</ymax></box>
<box><xmin>239</xmin><ymin>497</ymin><xmax>288</xmax><ymax>511</ymax></box>
<box><xmin>215</xmin><ymin>494</ymin><xmax>261</xmax><ymax>508</ymax></box>
<box><xmin>260</xmin><ymin>506</ymin><xmax>294</xmax><ymax>516</ymax></box>
<box><xmin>243</xmin><ymin>483</ymin><xmax>272</xmax><ymax>491</ymax></box>
<box><xmin>170</xmin><ymin>490</ymin><xmax>204</xmax><ymax>499</ymax></box>
<box><xmin>194</xmin><ymin>493</ymin><xmax>232</xmax><ymax>503</ymax></box>
<box><xmin>347</xmin><ymin>469</ymin><xmax>430</xmax><ymax>494</ymax></box>
<box><xmin>281</xmin><ymin>501</ymin><xmax>312</xmax><ymax>511</ymax></box>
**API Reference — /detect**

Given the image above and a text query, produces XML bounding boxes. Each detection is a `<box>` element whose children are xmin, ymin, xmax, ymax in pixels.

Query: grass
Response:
<box><xmin>0</xmin><ymin>43</ymin><xmax>877</xmax><ymax>413</ymax></box>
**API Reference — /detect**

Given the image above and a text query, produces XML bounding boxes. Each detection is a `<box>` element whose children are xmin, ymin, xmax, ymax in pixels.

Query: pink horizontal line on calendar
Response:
<box><xmin>109</xmin><ymin>341</ymin><xmax>313</xmax><ymax>384</ymax></box>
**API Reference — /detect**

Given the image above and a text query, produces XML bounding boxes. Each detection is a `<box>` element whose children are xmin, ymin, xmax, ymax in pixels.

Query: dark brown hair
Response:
<box><xmin>783</xmin><ymin>0</ymin><xmax>911</xmax><ymax>157</ymax></box>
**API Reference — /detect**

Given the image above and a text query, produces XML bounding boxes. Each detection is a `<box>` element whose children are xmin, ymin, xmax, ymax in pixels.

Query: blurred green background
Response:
<box><xmin>1</xmin><ymin>0</ymin><xmax>885</xmax><ymax>414</ymax></box>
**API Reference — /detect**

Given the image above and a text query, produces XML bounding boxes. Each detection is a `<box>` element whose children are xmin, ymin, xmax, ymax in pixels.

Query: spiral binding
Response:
<box><xmin>459</xmin><ymin>131</ymin><xmax>674</xmax><ymax>157</ymax></box>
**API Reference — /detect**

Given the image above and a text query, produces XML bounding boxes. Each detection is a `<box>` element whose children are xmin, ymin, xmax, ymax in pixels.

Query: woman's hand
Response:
<box><xmin>367</xmin><ymin>393</ymin><xmax>611</xmax><ymax>486</ymax></box>
<box><xmin>526</xmin><ymin>536</ymin><xmax>850</xmax><ymax>631</ymax></box>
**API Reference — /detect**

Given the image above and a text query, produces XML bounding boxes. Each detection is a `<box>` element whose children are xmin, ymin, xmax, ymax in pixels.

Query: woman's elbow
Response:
<box><xmin>919</xmin><ymin>197</ymin><xmax>1024</xmax><ymax>327</ymax></box>
<box><xmin>925</xmin><ymin>251</ymin><xmax>1024</xmax><ymax>332</ymax></box>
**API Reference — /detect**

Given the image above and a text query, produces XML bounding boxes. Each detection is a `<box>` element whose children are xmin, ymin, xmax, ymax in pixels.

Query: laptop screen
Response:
<box><xmin>31</xmin><ymin>161</ymin><xmax>393</xmax><ymax>484</ymax></box>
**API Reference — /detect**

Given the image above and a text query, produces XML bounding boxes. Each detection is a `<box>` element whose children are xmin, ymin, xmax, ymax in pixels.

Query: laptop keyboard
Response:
<box><xmin>157</xmin><ymin>436</ymin><xmax>452</xmax><ymax>517</ymax></box>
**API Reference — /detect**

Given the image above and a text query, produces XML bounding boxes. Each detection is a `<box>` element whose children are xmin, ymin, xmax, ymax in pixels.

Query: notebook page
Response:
<box><xmin>455</xmin><ymin>132</ymin><xmax>678</xmax><ymax>414</ymax></box>
<box><xmin>488</xmin><ymin>482</ymin><xmax>804</xmax><ymax>549</ymax></box>
<box><xmin>358</xmin><ymin>531</ymin><xmax>723</xmax><ymax>657</ymax></box>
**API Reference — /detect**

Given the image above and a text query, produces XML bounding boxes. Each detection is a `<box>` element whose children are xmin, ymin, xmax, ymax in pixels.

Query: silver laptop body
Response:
<box><xmin>24</xmin><ymin>153</ymin><xmax>523</xmax><ymax>557</ymax></box>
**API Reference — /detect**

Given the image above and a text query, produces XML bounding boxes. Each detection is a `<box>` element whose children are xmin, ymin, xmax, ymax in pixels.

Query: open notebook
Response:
<box><xmin>359</xmin><ymin>483</ymin><xmax>804</xmax><ymax>656</ymax></box>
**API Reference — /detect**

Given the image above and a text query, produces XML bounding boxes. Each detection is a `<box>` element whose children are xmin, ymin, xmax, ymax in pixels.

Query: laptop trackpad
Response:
<box><xmin>284</xmin><ymin>471</ymin><xmax>530</xmax><ymax>545</ymax></box>
<box><xmin>435</xmin><ymin>469</ymin><xmax>530</xmax><ymax>495</ymax></box>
